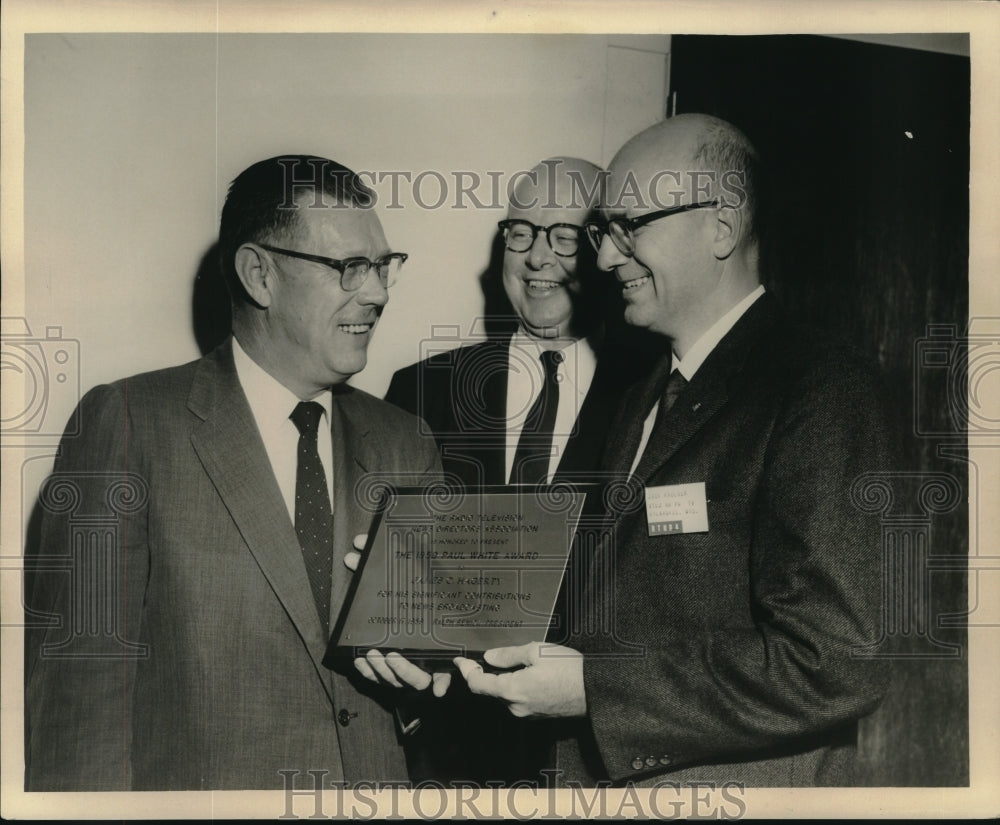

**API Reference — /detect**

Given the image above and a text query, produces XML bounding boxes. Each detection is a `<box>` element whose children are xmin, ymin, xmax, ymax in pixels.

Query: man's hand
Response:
<box><xmin>344</xmin><ymin>533</ymin><xmax>451</xmax><ymax>697</ymax></box>
<box><xmin>454</xmin><ymin>642</ymin><xmax>587</xmax><ymax>718</ymax></box>
<box><xmin>354</xmin><ymin>649</ymin><xmax>452</xmax><ymax>697</ymax></box>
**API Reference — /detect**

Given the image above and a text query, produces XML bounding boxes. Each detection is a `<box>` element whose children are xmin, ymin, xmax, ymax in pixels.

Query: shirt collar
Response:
<box><xmin>232</xmin><ymin>336</ymin><xmax>333</xmax><ymax>431</ymax></box>
<box><xmin>673</xmin><ymin>285</ymin><xmax>765</xmax><ymax>379</ymax></box>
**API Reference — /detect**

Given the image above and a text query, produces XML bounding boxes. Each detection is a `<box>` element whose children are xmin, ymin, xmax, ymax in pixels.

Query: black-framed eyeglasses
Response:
<box><xmin>584</xmin><ymin>200</ymin><xmax>719</xmax><ymax>257</ymax></box>
<box><xmin>498</xmin><ymin>219</ymin><xmax>582</xmax><ymax>258</ymax></box>
<box><xmin>257</xmin><ymin>243</ymin><xmax>408</xmax><ymax>291</ymax></box>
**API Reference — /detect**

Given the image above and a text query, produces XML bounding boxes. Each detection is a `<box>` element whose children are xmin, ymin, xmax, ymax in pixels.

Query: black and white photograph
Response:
<box><xmin>2</xmin><ymin>0</ymin><xmax>997</xmax><ymax>819</ymax></box>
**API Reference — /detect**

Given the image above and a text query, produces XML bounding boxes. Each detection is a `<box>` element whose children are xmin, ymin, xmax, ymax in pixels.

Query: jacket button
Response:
<box><xmin>659</xmin><ymin>755</ymin><xmax>672</xmax><ymax>766</ymax></box>
<box><xmin>631</xmin><ymin>758</ymin><xmax>644</xmax><ymax>771</ymax></box>
<box><xmin>645</xmin><ymin>756</ymin><xmax>658</xmax><ymax>768</ymax></box>
<box><xmin>337</xmin><ymin>709</ymin><xmax>356</xmax><ymax>727</ymax></box>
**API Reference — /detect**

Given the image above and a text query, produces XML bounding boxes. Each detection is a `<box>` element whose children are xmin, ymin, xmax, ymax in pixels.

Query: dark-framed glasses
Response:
<box><xmin>584</xmin><ymin>200</ymin><xmax>719</xmax><ymax>257</ymax></box>
<box><xmin>498</xmin><ymin>219</ymin><xmax>582</xmax><ymax>258</ymax></box>
<box><xmin>257</xmin><ymin>243</ymin><xmax>408</xmax><ymax>290</ymax></box>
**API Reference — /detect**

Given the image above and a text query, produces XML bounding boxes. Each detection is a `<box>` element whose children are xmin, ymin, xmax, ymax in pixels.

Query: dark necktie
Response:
<box><xmin>510</xmin><ymin>349</ymin><xmax>563</xmax><ymax>485</ymax></box>
<box><xmin>290</xmin><ymin>401</ymin><xmax>334</xmax><ymax>634</ymax></box>
<box><xmin>630</xmin><ymin>367</ymin><xmax>688</xmax><ymax>477</ymax></box>
<box><xmin>603</xmin><ymin>351</ymin><xmax>673</xmax><ymax>475</ymax></box>
<box><xmin>653</xmin><ymin>369</ymin><xmax>689</xmax><ymax>429</ymax></box>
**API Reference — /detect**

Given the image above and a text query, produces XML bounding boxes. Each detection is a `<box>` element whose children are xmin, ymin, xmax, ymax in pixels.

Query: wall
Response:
<box><xmin>12</xmin><ymin>33</ymin><xmax>669</xmax><ymax>544</ymax></box>
<box><xmin>22</xmin><ymin>33</ymin><xmax>668</xmax><ymax>414</ymax></box>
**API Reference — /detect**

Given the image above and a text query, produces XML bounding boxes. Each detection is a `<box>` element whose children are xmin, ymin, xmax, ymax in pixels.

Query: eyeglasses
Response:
<box><xmin>584</xmin><ymin>200</ymin><xmax>718</xmax><ymax>257</ymax></box>
<box><xmin>257</xmin><ymin>243</ymin><xmax>408</xmax><ymax>290</ymax></box>
<box><xmin>498</xmin><ymin>219</ymin><xmax>582</xmax><ymax>258</ymax></box>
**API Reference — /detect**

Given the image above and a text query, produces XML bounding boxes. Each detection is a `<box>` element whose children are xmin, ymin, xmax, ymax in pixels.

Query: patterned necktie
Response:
<box><xmin>290</xmin><ymin>401</ymin><xmax>334</xmax><ymax>634</ymax></box>
<box><xmin>510</xmin><ymin>349</ymin><xmax>563</xmax><ymax>485</ymax></box>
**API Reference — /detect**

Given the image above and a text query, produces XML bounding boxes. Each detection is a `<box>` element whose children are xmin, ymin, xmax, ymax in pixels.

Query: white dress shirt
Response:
<box><xmin>504</xmin><ymin>328</ymin><xmax>598</xmax><ymax>483</ymax></box>
<box><xmin>232</xmin><ymin>337</ymin><xmax>334</xmax><ymax>522</ymax></box>
<box><xmin>629</xmin><ymin>285</ymin><xmax>766</xmax><ymax>476</ymax></box>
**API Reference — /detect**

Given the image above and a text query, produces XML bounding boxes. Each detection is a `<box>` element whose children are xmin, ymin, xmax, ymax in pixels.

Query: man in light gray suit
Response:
<box><xmin>24</xmin><ymin>155</ymin><xmax>442</xmax><ymax>790</ymax></box>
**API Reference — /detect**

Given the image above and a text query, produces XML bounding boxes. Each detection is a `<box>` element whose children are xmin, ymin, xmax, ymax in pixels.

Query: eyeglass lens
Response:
<box><xmin>504</xmin><ymin>221</ymin><xmax>579</xmax><ymax>256</ymax></box>
<box><xmin>585</xmin><ymin>222</ymin><xmax>634</xmax><ymax>256</ymax></box>
<box><xmin>342</xmin><ymin>256</ymin><xmax>404</xmax><ymax>290</ymax></box>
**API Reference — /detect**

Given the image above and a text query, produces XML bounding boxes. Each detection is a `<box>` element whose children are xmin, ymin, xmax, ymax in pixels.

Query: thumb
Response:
<box><xmin>483</xmin><ymin>643</ymin><xmax>535</xmax><ymax>670</ymax></box>
<box><xmin>343</xmin><ymin>551</ymin><xmax>361</xmax><ymax>571</ymax></box>
<box><xmin>353</xmin><ymin>533</ymin><xmax>367</xmax><ymax>551</ymax></box>
<box><xmin>432</xmin><ymin>671</ymin><xmax>452</xmax><ymax>698</ymax></box>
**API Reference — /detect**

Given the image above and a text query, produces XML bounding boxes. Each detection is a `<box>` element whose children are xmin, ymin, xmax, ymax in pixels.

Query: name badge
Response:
<box><xmin>645</xmin><ymin>482</ymin><xmax>709</xmax><ymax>536</ymax></box>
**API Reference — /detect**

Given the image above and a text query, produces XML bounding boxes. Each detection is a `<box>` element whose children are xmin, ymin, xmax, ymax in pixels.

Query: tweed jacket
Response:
<box><xmin>24</xmin><ymin>339</ymin><xmax>441</xmax><ymax>790</ymax></box>
<box><xmin>554</xmin><ymin>294</ymin><xmax>893</xmax><ymax>787</ymax></box>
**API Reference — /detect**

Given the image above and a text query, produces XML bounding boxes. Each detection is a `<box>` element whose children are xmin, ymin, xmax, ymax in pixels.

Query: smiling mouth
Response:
<box><xmin>525</xmin><ymin>279</ymin><xmax>565</xmax><ymax>293</ymax></box>
<box><xmin>620</xmin><ymin>275</ymin><xmax>652</xmax><ymax>292</ymax></box>
<box><xmin>338</xmin><ymin>322</ymin><xmax>375</xmax><ymax>334</ymax></box>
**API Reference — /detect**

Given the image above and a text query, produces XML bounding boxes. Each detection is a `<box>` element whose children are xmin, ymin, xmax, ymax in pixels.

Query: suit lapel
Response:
<box><xmin>629</xmin><ymin>369</ymin><xmax>729</xmax><ymax>484</ymax></box>
<box><xmin>447</xmin><ymin>338</ymin><xmax>509</xmax><ymax>484</ymax></box>
<box><xmin>327</xmin><ymin>387</ymin><xmax>380</xmax><ymax>625</ymax></box>
<box><xmin>628</xmin><ymin>295</ymin><xmax>777</xmax><ymax>490</ymax></box>
<box><xmin>483</xmin><ymin>338</ymin><xmax>510</xmax><ymax>483</ymax></box>
<box><xmin>186</xmin><ymin>341</ymin><xmax>333</xmax><ymax>701</ymax></box>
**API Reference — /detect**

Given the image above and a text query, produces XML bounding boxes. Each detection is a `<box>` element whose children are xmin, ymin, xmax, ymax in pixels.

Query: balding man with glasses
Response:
<box><xmin>24</xmin><ymin>155</ymin><xmax>443</xmax><ymax>791</ymax></box>
<box><xmin>386</xmin><ymin>156</ymin><xmax>642</xmax><ymax>492</ymax></box>
<box><xmin>455</xmin><ymin>115</ymin><xmax>893</xmax><ymax>788</ymax></box>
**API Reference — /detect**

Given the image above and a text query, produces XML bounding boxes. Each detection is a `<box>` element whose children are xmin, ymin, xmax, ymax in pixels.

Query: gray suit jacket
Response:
<box><xmin>24</xmin><ymin>340</ymin><xmax>441</xmax><ymax>790</ymax></box>
<box><xmin>554</xmin><ymin>295</ymin><xmax>893</xmax><ymax>787</ymax></box>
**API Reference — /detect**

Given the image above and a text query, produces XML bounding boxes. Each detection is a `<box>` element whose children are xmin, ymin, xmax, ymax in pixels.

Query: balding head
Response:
<box><xmin>508</xmin><ymin>157</ymin><xmax>605</xmax><ymax>220</ymax></box>
<box><xmin>608</xmin><ymin>114</ymin><xmax>760</xmax><ymax>246</ymax></box>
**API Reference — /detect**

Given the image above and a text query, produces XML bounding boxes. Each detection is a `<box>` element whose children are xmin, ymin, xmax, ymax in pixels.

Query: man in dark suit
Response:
<box><xmin>381</xmin><ymin>158</ymin><xmax>651</xmax><ymax>785</ymax></box>
<box><xmin>385</xmin><ymin>156</ymin><xmax>642</xmax><ymax>490</ymax></box>
<box><xmin>455</xmin><ymin>114</ymin><xmax>893</xmax><ymax>787</ymax></box>
<box><xmin>24</xmin><ymin>155</ymin><xmax>444</xmax><ymax>790</ymax></box>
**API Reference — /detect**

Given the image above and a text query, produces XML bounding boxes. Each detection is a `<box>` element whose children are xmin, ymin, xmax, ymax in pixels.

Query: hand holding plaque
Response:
<box><xmin>324</xmin><ymin>484</ymin><xmax>587</xmax><ymax>670</ymax></box>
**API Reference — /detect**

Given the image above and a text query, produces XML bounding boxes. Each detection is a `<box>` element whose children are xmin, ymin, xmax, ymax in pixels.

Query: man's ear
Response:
<box><xmin>710</xmin><ymin>205</ymin><xmax>743</xmax><ymax>261</ymax></box>
<box><xmin>234</xmin><ymin>243</ymin><xmax>274</xmax><ymax>308</ymax></box>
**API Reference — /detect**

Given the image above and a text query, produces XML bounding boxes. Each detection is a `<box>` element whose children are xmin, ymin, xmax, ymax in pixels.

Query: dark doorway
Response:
<box><xmin>670</xmin><ymin>34</ymin><xmax>970</xmax><ymax>786</ymax></box>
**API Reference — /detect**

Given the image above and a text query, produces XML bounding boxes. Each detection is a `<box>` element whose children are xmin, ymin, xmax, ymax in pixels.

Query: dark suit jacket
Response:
<box><xmin>555</xmin><ymin>294</ymin><xmax>894</xmax><ymax>787</ymax></box>
<box><xmin>384</xmin><ymin>335</ymin><xmax>628</xmax><ymax>487</ymax></box>
<box><xmin>383</xmin><ymin>334</ymin><xmax>651</xmax><ymax>786</ymax></box>
<box><xmin>24</xmin><ymin>339</ymin><xmax>442</xmax><ymax>790</ymax></box>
